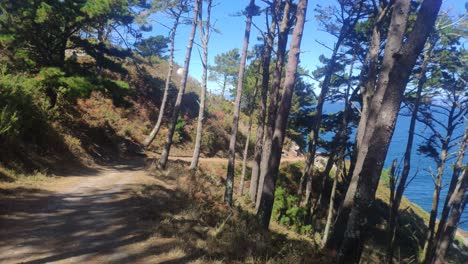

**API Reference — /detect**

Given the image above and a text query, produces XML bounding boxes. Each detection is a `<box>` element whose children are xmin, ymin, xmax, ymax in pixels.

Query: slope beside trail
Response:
<box><xmin>0</xmin><ymin>158</ymin><xmax>187</xmax><ymax>264</ymax></box>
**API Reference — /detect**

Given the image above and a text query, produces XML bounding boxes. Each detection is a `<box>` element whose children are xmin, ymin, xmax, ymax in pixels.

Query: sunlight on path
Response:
<box><xmin>0</xmin><ymin>159</ymin><xmax>187</xmax><ymax>264</ymax></box>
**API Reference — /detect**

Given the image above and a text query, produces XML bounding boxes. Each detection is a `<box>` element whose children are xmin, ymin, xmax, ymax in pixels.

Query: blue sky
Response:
<box><xmin>147</xmin><ymin>0</ymin><xmax>466</xmax><ymax>95</ymax></box>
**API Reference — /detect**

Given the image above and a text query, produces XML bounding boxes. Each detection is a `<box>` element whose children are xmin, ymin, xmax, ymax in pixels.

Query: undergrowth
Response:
<box><xmin>133</xmin><ymin>161</ymin><xmax>329</xmax><ymax>263</ymax></box>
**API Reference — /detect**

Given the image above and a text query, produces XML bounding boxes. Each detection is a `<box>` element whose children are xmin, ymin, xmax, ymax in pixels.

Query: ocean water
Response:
<box><xmin>321</xmin><ymin>102</ymin><xmax>467</xmax><ymax>230</ymax></box>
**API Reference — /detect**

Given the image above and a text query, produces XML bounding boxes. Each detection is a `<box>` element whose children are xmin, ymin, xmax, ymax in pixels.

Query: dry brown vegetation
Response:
<box><xmin>133</xmin><ymin>159</ymin><xmax>330</xmax><ymax>263</ymax></box>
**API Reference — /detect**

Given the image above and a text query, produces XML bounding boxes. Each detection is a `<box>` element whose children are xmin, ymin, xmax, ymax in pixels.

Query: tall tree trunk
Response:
<box><xmin>143</xmin><ymin>11</ymin><xmax>182</xmax><ymax>148</ymax></box>
<box><xmin>190</xmin><ymin>0</ymin><xmax>212</xmax><ymax>170</ymax></box>
<box><xmin>256</xmin><ymin>0</ymin><xmax>291</xmax><ymax>210</ymax></box>
<box><xmin>336</xmin><ymin>0</ymin><xmax>442</xmax><ymax>262</ymax></box>
<box><xmin>322</xmin><ymin>52</ymin><xmax>355</xmax><ymax>247</ymax></box>
<box><xmin>432</xmin><ymin>125</ymin><xmax>468</xmax><ymax>251</ymax></box>
<box><xmin>386</xmin><ymin>39</ymin><xmax>434</xmax><ymax>264</ymax></box>
<box><xmin>422</xmin><ymin>100</ymin><xmax>458</xmax><ymax>262</ymax></box>
<box><xmin>224</xmin><ymin>0</ymin><xmax>256</xmax><ymax>205</ymax></box>
<box><xmin>326</xmin><ymin>2</ymin><xmax>387</xmax><ymax>251</ymax></box>
<box><xmin>239</xmin><ymin>64</ymin><xmax>261</xmax><ymax>196</ymax></box>
<box><xmin>249</xmin><ymin>3</ymin><xmax>278</xmax><ymax>203</ymax></box>
<box><xmin>328</xmin><ymin>0</ymin><xmax>392</xmax><ymax>252</ymax></box>
<box><xmin>158</xmin><ymin>0</ymin><xmax>201</xmax><ymax>169</ymax></box>
<box><xmin>256</xmin><ymin>0</ymin><xmax>308</xmax><ymax>229</ymax></box>
<box><xmin>432</xmin><ymin>165</ymin><xmax>467</xmax><ymax>264</ymax></box>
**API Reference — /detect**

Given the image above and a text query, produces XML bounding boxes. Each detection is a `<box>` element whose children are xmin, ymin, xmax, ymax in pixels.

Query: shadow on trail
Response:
<box><xmin>0</xmin><ymin>159</ymin><xmax>196</xmax><ymax>263</ymax></box>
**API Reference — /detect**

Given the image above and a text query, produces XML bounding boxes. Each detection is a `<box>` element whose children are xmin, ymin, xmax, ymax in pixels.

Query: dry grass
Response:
<box><xmin>0</xmin><ymin>165</ymin><xmax>52</xmax><ymax>185</ymax></box>
<box><xmin>133</xmin><ymin>159</ymin><xmax>330</xmax><ymax>263</ymax></box>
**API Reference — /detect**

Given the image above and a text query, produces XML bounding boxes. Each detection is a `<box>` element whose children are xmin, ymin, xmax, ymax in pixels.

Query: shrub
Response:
<box><xmin>173</xmin><ymin>116</ymin><xmax>187</xmax><ymax>144</ymax></box>
<box><xmin>272</xmin><ymin>186</ymin><xmax>311</xmax><ymax>234</ymax></box>
<box><xmin>0</xmin><ymin>105</ymin><xmax>18</xmax><ymax>136</ymax></box>
<box><xmin>0</xmin><ymin>71</ymin><xmax>49</xmax><ymax>141</ymax></box>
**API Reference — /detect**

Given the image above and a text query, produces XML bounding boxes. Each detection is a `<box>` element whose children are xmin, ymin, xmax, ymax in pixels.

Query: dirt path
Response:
<box><xmin>0</xmin><ymin>158</ymin><xmax>184</xmax><ymax>264</ymax></box>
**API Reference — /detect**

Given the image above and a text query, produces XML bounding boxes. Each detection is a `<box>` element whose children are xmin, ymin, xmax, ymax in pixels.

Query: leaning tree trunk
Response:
<box><xmin>158</xmin><ymin>0</ymin><xmax>201</xmax><ymax>169</ymax></box>
<box><xmin>256</xmin><ymin>0</ymin><xmax>308</xmax><ymax>229</ymax></box>
<box><xmin>249</xmin><ymin>3</ymin><xmax>278</xmax><ymax>203</ymax></box>
<box><xmin>432</xmin><ymin>165</ymin><xmax>467</xmax><ymax>264</ymax></box>
<box><xmin>336</xmin><ymin>0</ymin><xmax>442</xmax><ymax>262</ymax></box>
<box><xmin>256</xmin><ymin>0</ymin><xmax>291</xmax><ymax>210</ymax></box>
<box><xmin>423</xmin><ymin>114</ymin><xmax>467</xmax><ymax>263</ymax></box>
<box><xmin>326</xmin><ymin>3</ymin><xmax>384</xmax><ymax>251</ymax></box>
<box><xmin>190</xmin><ymin>0</ymin><xmax>212</xmax><ymax>170</ymax></box>
<box><xmin>386</xmin><ymin>39</ymin><xmax>434</xmax><ymax>264</ymax></box>
<box><xmin>422</xmin><ymin>100</ymin><xmax>458</xmax><ymax>262</ymax></box>
<box><xmin>224</xmin><ymin>0</ymin><xmax>256</xmax><ymax>205</ymax></box>
<box><xmin>143</xmin><ymin>10</ymin><xmax>182</xmax><ymax>148</ymax></box>
<box><xmin>433</xmin><ymin>125</ymin><xmax>468</xmax><ymax>245</ymax></box>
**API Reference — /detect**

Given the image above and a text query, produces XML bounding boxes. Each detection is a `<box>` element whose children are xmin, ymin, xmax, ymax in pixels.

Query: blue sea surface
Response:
<box><xmin>321</xmin><ymin>102</ymin><xmax>467</xmax><ymax>230</ymax></box>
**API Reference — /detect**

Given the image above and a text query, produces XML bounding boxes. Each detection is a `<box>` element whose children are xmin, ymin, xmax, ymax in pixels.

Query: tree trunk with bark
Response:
<box><xmin>432</xmin><ymin>165</ymin><xmax>467</xmax><ymax>264</ymax></box>
<box><xmin>336</xmin><ymin>0</ymin><xmax>442</xmax><ymax>262</ymax></box>
<box><xmin>422</xmin><ymin>100</ymin><xmax>458</xmax><ymax>262</ymax></box>
<box><xmin>143</xmin><ymin>9</ymin><xmax>182</xmax><ymax>148</ymax></box>
<box><xmin>190</xmin><ymin>0</ymin><xmax>212</xmax><ymax>170</ymax></box>
<box><xmin>249</xmin><ymin>3</ymin><xmax>278</xmax><ymax>203</ymax></box>
<box><xmin>435</xmin><ymin>125</ymin><xmax>468</xmax><ymax>237</ymax></box>
<box><xmin>425</xmin><ymin>125</ymin><xmax>468</xmax><ymax>263</ymax></box>
<box><xmin>256</xmin><ymin>0</ymin><xmax>308</xmax><ymax>229</ymax></box>
<box><xmin>256</xmin><ymin>0</ymin><xmax>292</xmax><ymax>210</ymax></box>
<box><xmin>326</xmin><ymin>2</ymin><xmax>387</xmax><ymax>251</ymax></box>
<box><xmin>224</xmin><ymin>0</ymin><xmax>256</xmax><ymax>205</ymax></box>
<box><xmin>158</xmin><ymin>0</ymin><xmax>201</xmax><ymax>169</ymax></box>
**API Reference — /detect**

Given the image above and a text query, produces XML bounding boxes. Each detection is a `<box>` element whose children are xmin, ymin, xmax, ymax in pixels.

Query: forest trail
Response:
<box><xmin>0</xmin><ymin>158</ymin><xmax>186</xmax><ymax>264</ymax></box>
<box><xmin>0</xmin><ymin>154</ymin><xmax>307</xmax><ymax>264</ymax></box>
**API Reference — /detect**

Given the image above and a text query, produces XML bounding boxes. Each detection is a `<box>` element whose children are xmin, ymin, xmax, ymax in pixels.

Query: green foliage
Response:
<box><xmin>209</xmin><ymin>49</ymin><xmax>240</xmax><ymax>98</ymax></box>
<box><xmin>287</xmin><ymin>76</ymin><xmax>316</xmax><ymax>149</ymax></box>
<box><xmin>380</xmin><ymin>168</ymin><xmax>391</xmax><ymax>187</ymax></box>
<box><xmin>0</xmin><ymin>64</ymin><xmax>132</xmax><ymax>141</ymax></box>
<box><xmin>135</xmin><ymin>35</ymin><xmax>170</xmax><ymax>58</ymax></box>
<box><xmin>34</xmin><ymin>67</ymin><xmax>130</xmax><ymax>105</ymax></box>
<box><xmin>272</xmin><ymin>186</ymin><xmax>311</xmax><ymax>234</ymax></box>
<box><xmin>0</xmin><ymin>106</ymin><xmax>18</xmax><ymax>136</ymax></box>
<box><xmin>173</xmin><ymin>116</ymin><xmax>187</xmax><ymax>144</ymax></box>
<box><xmin>240</xmin><ymin>57</ymin><xmax>261</xmax><ymax>112</ymax></box>
<box><xmin>0</xmin><ymin>0</ymin><xmax>142</xmax><ymax>68</ymax></box>
<box><xmin>0</xmin><ymin>71</ymin><xmax>50</xmax><ymax>141</ymax></box>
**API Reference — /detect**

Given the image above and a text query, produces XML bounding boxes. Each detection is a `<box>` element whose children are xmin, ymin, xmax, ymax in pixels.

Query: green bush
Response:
<box><xmin>0</xmin><ymin>71</ymin><xmax>49</xmax><ymax>140</ymax></box>
<box><xmin>0</xmin><ymin>105</ymin><xmax>18</xmax><ymax>136</ymax></box>
<box><xmin>380</xmin><ymin>168</ymin><xmax>391</xmax><ymax>187</ymax></box>
<box><xmin>272</xmin><ymin>186</ymin><xmax>311</xmax><ymax>234</ymax></box>
<box><xmin>173</xmin><ymin>116</ymin><xmax>187</xmax><ymax>144</ymax></box>
<box><xmin>36</xmin><ymin>67</ymin><xmax>131</xmax><ymax>105</ymax></box>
